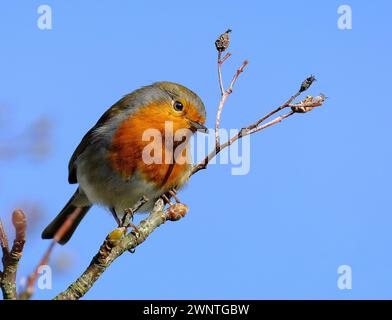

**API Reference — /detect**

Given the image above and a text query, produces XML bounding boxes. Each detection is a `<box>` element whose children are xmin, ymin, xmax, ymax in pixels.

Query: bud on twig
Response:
<box><xmin>299</xmin><ymin>75</ymin><xmax>316</xmax><ymax>93</ymax></box>
<box><xmin>12</xmin><ymin>209</ymin><xmax>27</xmax><ymax>242</ymax></box>
<box><xmin>215</xmin><ymin>29</ymin><xmax>232</xmax><ymax>52</ymax></box>
<box><xmin>291</xmin><ymin>94</ymin><xmax>326</xmax><ymax>113</ymax></box>
<box><xmin>166</xmin><ymin>203</ymin><xmax>189</xmax><ymax>221</ymax></box>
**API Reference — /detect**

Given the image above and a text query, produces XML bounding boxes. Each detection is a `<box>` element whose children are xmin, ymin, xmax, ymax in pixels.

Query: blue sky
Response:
<box><xmin>0</xmin><ymin>1</ymin><xmax>391</xmax><ymax>299</ymax></box>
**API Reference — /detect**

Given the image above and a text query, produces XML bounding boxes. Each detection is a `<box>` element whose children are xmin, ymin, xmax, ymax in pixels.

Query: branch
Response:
<box><xmin>0</xmin><ymin>210</ymin><xmax>26</xmax><ymax>300</ymax></box>
<box><xmin>54</xmin><ymin>198</ymin><xmax>189</xmax><ymax>300</ymax></box>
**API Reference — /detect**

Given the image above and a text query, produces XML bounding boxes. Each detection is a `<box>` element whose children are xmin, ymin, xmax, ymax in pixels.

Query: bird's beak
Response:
<box><xmin>189</xmin><ymin>120</ymin><xmax>209</xmax><ymax>134</ymax></box>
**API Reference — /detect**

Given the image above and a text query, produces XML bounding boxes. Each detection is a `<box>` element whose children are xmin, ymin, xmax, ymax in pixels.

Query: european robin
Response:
<box><xmin>42</xmin><ymin>82</ymin><xmax>207</xmax><ymax>244</ymax></box>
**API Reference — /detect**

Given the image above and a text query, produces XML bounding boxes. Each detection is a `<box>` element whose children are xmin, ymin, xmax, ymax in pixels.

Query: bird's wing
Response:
<box><xmin>67</xmin><ymin>96</ymin><xmax>130</xmax><ymax>184</ymax></box>
<box><xmin>68</xmin><ymin>126</ymin><xmax>95</xmax><ymax>184</ymax></box>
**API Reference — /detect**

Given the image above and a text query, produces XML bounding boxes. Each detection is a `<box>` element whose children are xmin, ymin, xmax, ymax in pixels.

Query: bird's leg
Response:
<box><xmin>109</xmin><ymin>207</ymin><xmax>139</xmax><ymax>236</ymax></box>
<box><xmin>162</xmin><ymin>188</ymin><xmax>180</xmax><ymax>204</ymax></box>
<box><xmin>169</xmin><ymin>188</ymin><xmax>181</xmax><ymax>203</ymax></box>
<box><xmin>162</xmin><ymin>194</ymin><xmax>174</xmax><ymax>206</ymax></box>
<box><xmin>110</xmin><ymin>207</ymin><xmax>122</xmax><ymax>226</ymax></box>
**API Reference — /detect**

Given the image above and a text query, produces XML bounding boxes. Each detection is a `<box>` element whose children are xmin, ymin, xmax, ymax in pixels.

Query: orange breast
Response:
<box><xmin>109</xmin><ymin>103</ymin><xmax>193</xmax><ymax>190</ymax></box>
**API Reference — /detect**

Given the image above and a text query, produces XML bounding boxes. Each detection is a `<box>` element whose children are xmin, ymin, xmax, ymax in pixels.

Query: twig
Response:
<box><xmin>215</xmin><ymin>59</ymin><xmax>249</xmax><ymax>149</ymax></box>
<box><xmin>247</xmin><ymin>91</ymin><xmax>302</xmax><ymax>132</ymax></box>
<box><xmin>0</xmin><ymin>218</ymin><xmax>9</xmax><ymax>254</ymax></box>
<box><xmin>245</xmin><ymin>110</ymin><xmax>295</xmax><ymax>135</ymax></box>
<box><xmin>218</xmin><ymin>52</ymin><xmax>231</xmax><ymax>95</ymax></box>
<box><xmin>218</xmin><ymin>52</ymin><xmax>224</xmax><ymax>95</ymax></box>
<box><xmin>192</xmin><ymin>77</ymin><xmax>323</xmax><ymax>175</ymax></box>
<box><xmin>0</xmin><ymin>210</ymin><xmax>26</xmax><ymax>300</ymax></box>
<box><xmin>221</xmin><ymin>94</ymin><xmax>325</xmax><ymax>148</ymax></box>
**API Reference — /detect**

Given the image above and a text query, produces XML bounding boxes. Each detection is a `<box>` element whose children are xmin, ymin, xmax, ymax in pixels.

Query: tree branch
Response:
<box><xmin>0</xmin><ymin>210</ymin><xmax>26</xmax><ymax>300</ymax></box>
<box><xmin>54</xmin><ymin>198</ymin><xmax>183</xmax><ymax>300</ymax></box>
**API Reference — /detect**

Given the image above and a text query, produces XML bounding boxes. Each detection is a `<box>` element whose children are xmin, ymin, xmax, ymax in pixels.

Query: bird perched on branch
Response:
<box><xmin>42</xmin><ymin>82</ymin><xmax>207</xmax><ymax>244</ymax></box>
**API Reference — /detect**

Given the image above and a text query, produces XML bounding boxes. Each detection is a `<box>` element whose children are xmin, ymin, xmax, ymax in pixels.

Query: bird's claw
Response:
<box><xmin>162</xmin><ymin>188</ymin><xmax>189</xmax><ymax>221</ymax></box>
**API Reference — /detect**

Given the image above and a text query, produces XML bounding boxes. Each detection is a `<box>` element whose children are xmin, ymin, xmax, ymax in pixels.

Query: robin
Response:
<box><xmin>42</xmin><ymin>81</ymin><xmax>207</xmax><ymax>244</ymax></box>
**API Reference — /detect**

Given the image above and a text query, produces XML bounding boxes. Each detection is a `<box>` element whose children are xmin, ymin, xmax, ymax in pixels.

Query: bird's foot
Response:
<box><xmin>122</xmin><ymin>208</ymin><xmax>140</xmax><ymax>235</ymax></box>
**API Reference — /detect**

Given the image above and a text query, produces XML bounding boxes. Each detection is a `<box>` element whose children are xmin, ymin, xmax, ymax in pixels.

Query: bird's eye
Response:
<box><xmin>173</xmin><ymin>101</ymin><xmax>184</xmax><ymax>112</ymax></box>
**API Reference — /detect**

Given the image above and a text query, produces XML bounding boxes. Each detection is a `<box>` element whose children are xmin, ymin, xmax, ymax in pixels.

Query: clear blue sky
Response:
<box><xmin>1</xmin><ymin>1</ymin><xmax>391</xmax><ymax>299</ymax></box>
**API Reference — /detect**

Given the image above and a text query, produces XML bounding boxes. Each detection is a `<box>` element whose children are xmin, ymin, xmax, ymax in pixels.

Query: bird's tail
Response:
<box><xmin>41</xmin><ymin>190</ymin><xmax>91</xmax><ymax>245</ymax></box>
